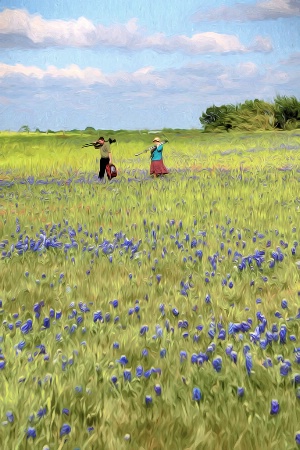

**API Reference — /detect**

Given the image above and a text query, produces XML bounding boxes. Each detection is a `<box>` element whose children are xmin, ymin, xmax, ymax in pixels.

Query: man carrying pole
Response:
<box><xmin>96</xmin><ymin>137</ymin><xmax>112</xmax><ymax>181</ymax></box>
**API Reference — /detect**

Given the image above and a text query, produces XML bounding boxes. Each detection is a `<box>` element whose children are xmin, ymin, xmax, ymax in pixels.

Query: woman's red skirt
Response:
<box><xmin>150</xmin><ymin>160</ymin><xmax>169</xmax><ymax>175</ymax></box>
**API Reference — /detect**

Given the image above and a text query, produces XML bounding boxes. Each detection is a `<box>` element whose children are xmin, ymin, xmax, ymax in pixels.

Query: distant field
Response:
<box><xmin>0</xmin><ymin>129</ymin><xmax>300</xmax><ymax>449</ymax></box>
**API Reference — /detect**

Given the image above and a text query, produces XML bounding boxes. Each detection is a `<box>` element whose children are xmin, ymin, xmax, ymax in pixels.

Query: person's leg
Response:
<box><xmin>99</xmin><ymin>158</ymin><xmax>108</xmax><ymax>179</ymax></box>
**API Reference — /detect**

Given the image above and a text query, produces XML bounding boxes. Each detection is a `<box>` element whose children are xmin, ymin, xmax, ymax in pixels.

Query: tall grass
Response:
<box><xmin>0</xmin><ymin>130</ymin><xmax>300</xmax><ymax>449</ymax></box>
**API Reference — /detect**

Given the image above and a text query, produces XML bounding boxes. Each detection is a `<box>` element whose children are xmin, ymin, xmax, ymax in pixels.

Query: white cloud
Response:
<box><xmin>0</xmin><ymin>8</ymin><xmax>271</xmax><ymax>54</ymax></box>
<box><xmin>193</xmin><ymin>0</ymin><xmax>300</xmax><ymax>22</ymax></box>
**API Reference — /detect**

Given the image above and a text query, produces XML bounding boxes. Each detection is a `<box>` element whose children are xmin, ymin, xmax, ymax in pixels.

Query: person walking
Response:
<box><xmin>150</xmin><ymin>137</ymin><xmax>169</xmax><ymax>178</ymax></box>
<box><xmin>94</xmin><ymin>137</ymin><xmax>112</xmax><ymax>181</ymax></box>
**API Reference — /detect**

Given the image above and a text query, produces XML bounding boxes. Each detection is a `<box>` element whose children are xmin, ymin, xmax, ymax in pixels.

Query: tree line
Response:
<box><xmin>199</xmin><ymin>95</ymin><xmax>300</xmax><ymax>132</ymax></box>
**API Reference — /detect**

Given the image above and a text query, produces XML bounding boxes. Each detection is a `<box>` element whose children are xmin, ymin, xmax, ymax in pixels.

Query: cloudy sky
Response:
<box><xmin>0</xmin><ymin>0</ymin><xmax>299</xmax><ymax>131</ymax></box>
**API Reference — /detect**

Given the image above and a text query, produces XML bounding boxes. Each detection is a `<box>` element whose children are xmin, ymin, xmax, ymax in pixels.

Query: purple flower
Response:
<box><xmin>160</xmin><ymin>348</ymin><xmax>166</xmax><ymax>358</ymax></box>
<box><xmin>37</xmin><ymin>406</ymin><xmax>47</xmax><ymax>418</ymax></box>
<box><xmin>93</xmin><ymin>311</ymin><xmax>103</xmax><ymax>322</ymax></box>
<box><xmin>140</xmin><ymin>325</ymin><xmax>149</xmax><ymax>336</ymax></box>
<box><xmin>212</xmin><ymin>356</ymin><xmax>222</xmax><ymax>373</ymax></box>
<box><xmin>192</xmin><ymin>387</ymin><xmax>202</xmax><ymax>402</ymax></box>
<box><xmin>237</xmin><ymin>387</ymin><xmax>244</xmax><ymax>397</ymax></box>
<box><xmin>180</xmin><ymin>350</ymin><xmax>187</xmax><ymax>363</ymax></box>
<box><xmin>6</xmin><ymin>411</ymin><xmax>14</xmax><ymax>423</ymax></box>
<box><xmin>295</xmin><ymin>433</ymin><xmax>300</xmax><ymax>445</ymax></box>
<box><xmin>245</xmin><ymin>353</ymin><xmax>253</xmax><ymax>375</ymax></box>
<box><xmin>172</xmin><ymin>308</ymin><xmax>179</xmax><ymax>317</ymax></box>
<box><xmin>26</xmin><ymin>427</ymin><xmax>36</xmax><ymax>439</ymax></box>
<box><xmin>136</xmin><ymin>365</ymin><xmax>143</xmax><ymax>377</ymax></box>
<box><xmin>154</xmin><ymin>384</ymin><xmax>162</xmax><ymax>396</ymax></box>
<box><xmin>281</xmin><ymin>299</ymin><xmax>288</xmax><ymax>309</ymax></box>
<box><xmin>111</xmin><ymin>375</ymin><xmax>118</xmax><ymax>384</ymax></box>
<box><xmin>145</xmin><ymin>395</ymin><xmax>152</xmax><ymax>406</ymax></box>
<box><xmin>60</xmin><ymin>424</ymin><xmax>71</xmax><ymax>437</ymax></box>
<box><xmin>123</xmin><ymin>370</ymin><xmax>132</xmax><ymax>382</ymax></box>
<box><xmin>62</xmin><ymin>408</ymin><xmax>69</xmax><ymax>415</ymax></box>
<box><xmin>117</xmin><ymin>355</ymin><xmax>128</xmax><ymax>365</ymax></box>
<box><xmin>270</xmin><ymin>399</ymin><xmax>280</xmax><ymax>415</ymax></box>
<box><xmin>110</xmin><ymin>299</ymin><xmax>118</xmax><ymax>308</ymax></box>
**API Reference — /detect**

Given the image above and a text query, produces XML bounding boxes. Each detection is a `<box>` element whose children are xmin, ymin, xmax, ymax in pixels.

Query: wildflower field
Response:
<box><xmin>0</xmin><ymin>129</ymin><xmax>300</xmax><ymax>450</ymax></box>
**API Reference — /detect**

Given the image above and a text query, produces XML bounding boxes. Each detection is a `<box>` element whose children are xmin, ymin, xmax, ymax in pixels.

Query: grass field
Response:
<box><xmin>0</xmin><ymin>129</ymin><xmax>300</xmax><ymax>449</ymax></box>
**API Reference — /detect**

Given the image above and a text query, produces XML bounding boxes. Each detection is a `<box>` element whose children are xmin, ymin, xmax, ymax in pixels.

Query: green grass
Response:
<box><xmin>0</xmin><ymin>129</ymin><xmax>300</xmax><ymax>449</ymax></box>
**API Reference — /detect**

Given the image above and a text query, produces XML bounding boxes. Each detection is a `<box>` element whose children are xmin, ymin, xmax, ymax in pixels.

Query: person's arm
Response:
<box><xmin>108</xmin><ymin>151</ymin><xmax>112</xmax><ymax>164</ymax></box>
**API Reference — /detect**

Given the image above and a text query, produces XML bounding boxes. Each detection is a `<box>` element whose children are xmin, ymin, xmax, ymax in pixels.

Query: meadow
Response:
<box><xmin>0</xmin><ymin>128</ymin><xmax>300</xmax><ymax>449</ymax></box>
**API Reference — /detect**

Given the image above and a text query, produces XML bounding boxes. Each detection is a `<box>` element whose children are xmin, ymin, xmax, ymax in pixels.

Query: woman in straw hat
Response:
<box><xmin>150</xmin><ymin>137</ymin><xmax>169</xmax><ymax>178</ymax></box>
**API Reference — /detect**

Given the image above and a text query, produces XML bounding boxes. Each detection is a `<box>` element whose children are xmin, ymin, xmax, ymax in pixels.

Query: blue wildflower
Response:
<box><xmin>26</xmin><ymin>427</ymin><xmax>36</xmax><ymax>439</ymax></box>
<box><xmin>123</xmin><ymin>370</ymin><xmax>132</xmax><ymax>382</ymax></box>
<box><xmin>111</xmin><ymin>375</ymin><xmax>118</xmax><ymax>384</ymax></box>
<box><xmin>270</xmin><ymin>400</ymin><xmax>280</xmax><ymax>415</ymax></box>
<box><xmin>154</xmin><ymin>384</ymin><xmax>161</xmax><ymax>396</ymax></box>
<box><xmin>60</xmin><ymin>424</ymin><xmax>71</xmax><ymax>437</ymax></box>
<box><xmin>6</xmin><ymin>411</ymin><xmax>14</xmax><ymax>423</ymax></box>
<box><xmin>140</xmin><ymin>325</ymin><xmax>149</xmax><ymax>336</ymax></box>
<box><xmin>192</xmin><ymin>387</ymin><xmax>202</xmax><ymax>402</ymax></box>
<box><xmin>160</xmin><ymin>348</ymin><xmax>167</xmax><ymax>358</ymax></box>
<box><xmin>245</xmin><ymin>353</ymin><xmax>253</xmax><ymax>375</ymax></box>
<box><xmin>237</xmin><ymin>387</ymin><xmax>244</xmax><ymax>397</ymax></box>
<box><xmin>212</xmin><ymin>356</ymin><xmax>222</xmax><ymax>373</ymax></box>
<box><xmin>145</xmin><ymin>395</ymin><xmax>152</xmax><ymax>406</ymax></box>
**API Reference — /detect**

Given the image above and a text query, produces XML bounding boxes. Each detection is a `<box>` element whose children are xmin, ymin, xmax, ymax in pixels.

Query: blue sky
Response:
<box><xmin>0</xmin><ymin>0</ymin><xmax>299</xmax><ymax>131</ymax></box>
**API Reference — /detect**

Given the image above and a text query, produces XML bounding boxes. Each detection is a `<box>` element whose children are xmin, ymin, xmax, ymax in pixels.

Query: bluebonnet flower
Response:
<box><xmin>144</xmin><ymin>370</ymin><xmax>152</xmax><ymax>379</ymax></box>
<box><xmin>270</xmin><ymin>400</ymin><xmax>280</xmax><ymax>415</ymax></box>
<box><xmin>192</xmin><ymin>387</ymin><xmax>202</xmax><ymax>402</ymax></box>
<box><xmin>123</xmin><ymin>370</ymin><xmax>132</xmax><ymax>382</ymax></box>
<box><xmin>281</xmin><ymin>299</ymin><xmax>288</xmax><ymax>309</ymax></box>
<box><xmin>295</xmin><ymin>433</ymin><xmax>300</xmax><ymax>445</ymax></box>
<box><xmin>117</xmin><ymin>355</ymin><xmax>128</xmax><ymax>366</ymax></box>
<box><xmin>160</xmin><ymin>348</ymin><xmax>167</xmax><ymax>358</ymax></box>
<box><xmin>172</xmin><ymin>308</ymin><xmax>179</xmax><ymax>317</ymax></box>
<box><xmin>75</xmin><ymin>386</ymin><xmax>83</xmax><ymax>393</ymax></box>
<box><xmin>237</xmin><ymin>387</ymin><xmax>244</xmax><ymax>397</ymax></box>
<box><xmin>218</xmin><ymin>329</ymin><xmax>226</xmax><ymax>340</ymax></box>
<box><xmin>62</xmin><ymin>408</ymin><xmax>69</xmax><ymax>415</ymax></box>
<box><xmin>21</xmin><ymin>319</ymin><xmax>33</xmax><ymax>335</ymax></box>
<box><xmin>93</xmin><ymin>311</ymin><xmax>103</xmax><ymax>322</ymax></box>
<box><xmin>136</xmin><ymin>366</ymin><xmax>143</xmax><ymax>377</ymax></box>
<box><xmin>140</xmin><ymin>325</ymin><xmax>149</xmax><ymax>336</ymax></box>
<box><xmin>245</xmin><ymin>353</ymin><xmax>253</xmax><ymax>375</ymax></box>
<box><xmin>293</xmin><ymin>374</ymin><xmax>300</xmax><ymax>385</ymax></box>
<box><xmin>154</xmin><ymin>384</ymin><xmax>161</xmax><ymax>396</ymax></box>
<box><xmin>26</xmin><ymin>427</ymin><xmax>36</xmax><ymax>439</ymax></box>
<box><xmin>111</xmin><ymin>375</ymin><xmax>118</xmax><ymax>384</ymax></box>
<box><xmin>280</xmin><ymin>363</ymin><xmax>291</xmax><ymax>376</ymax></box>
<box><xmin>60</xmin><ymin>424</ymin><xmax>71</xmax><ymax>437</ymax></box>
<box><xmin>145</xmin><ymin>395</ymin><xmax>152</xmax><ymax>406</ymax></box>
<box><xmin>279</xmin><ymin>325</ymin><xmax>287</xmax><ymax>344</ymax></box>
<box><xmin>6</xmin><ymin>411</ymin><xmax>14</xmax><ymax>423</ymax></box>
<box><xmin>180</xmin><ymin>351</ymin><xmax>187</xmax><ymax>363</ymax></box>
<box><xmin>141</xmin><ymin>348</ymin><xmax>148</xmax><ymax>357</ymax></box>
<box><xmin>113</xmin><ymin>342</ymin><xmax>119</xmax><ymax>349</ymax></box>
<box><xmin>37</xmin><ymin>407</ymin><xmax>47</xmax><ymax>418</ymax></box>
<box><xmin>212</xmin><ymin>356</ymin><xmax>222</xmax><ymax>372</ymax></box>
<box><xmin>231</xmin><ymin>351</ymin><xmax>238</xmax><ymax>364</ymax></box>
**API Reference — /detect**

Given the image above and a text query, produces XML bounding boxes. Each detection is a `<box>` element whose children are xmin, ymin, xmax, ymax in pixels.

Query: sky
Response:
<box><xmin>0</xmin><ymin>0</ymin><xmax>299</xmax><ymax>131</ymax></box>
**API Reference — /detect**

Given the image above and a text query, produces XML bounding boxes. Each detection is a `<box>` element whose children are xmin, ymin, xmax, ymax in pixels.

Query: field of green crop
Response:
<box><xmin>0</xmin><ymin>129</ymin><xmax>300</xmax><ymax>449</ymax></box>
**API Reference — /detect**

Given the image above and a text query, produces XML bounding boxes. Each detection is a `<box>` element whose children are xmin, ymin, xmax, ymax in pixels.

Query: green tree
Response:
<box><xmin>274</xmin><ymin>95</ymin><xmax>300</xmax><ymax>130</ymax></box>
<box><xmin>18</xmin><ymin>125</ymin><xmax>30</xmax><ymax>133</ymax></box>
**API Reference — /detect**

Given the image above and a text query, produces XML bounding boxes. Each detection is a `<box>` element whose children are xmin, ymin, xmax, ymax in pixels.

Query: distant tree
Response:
<box><xmin>19</xmin><ymin>125</ymin><xmax>30</xmax><ymax>133</ymax></box>
<box><xmin>85</xmin><ymin>127</ymin><xmax>96</xmax><ymax>134</ymax></box>
<box><xmin>199</xmin><ymin>104</ymin><xmax>237</xmax><ymax>132</ymax></box>
<box><xmin>199</xmin><ymin>97</ymin><xmax>300</xmax><ymax>132</ymax></box>
<box><xmin>274</xmin><ymin>95</ymin><xmax>300</xmax><ymax>130</ymax></box>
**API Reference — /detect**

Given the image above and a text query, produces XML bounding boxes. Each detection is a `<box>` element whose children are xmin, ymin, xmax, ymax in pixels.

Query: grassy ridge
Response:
<box><xmin>0</xmin><ymin>130</ymin><xmax>300</xmax><ymax>449</ymax></box>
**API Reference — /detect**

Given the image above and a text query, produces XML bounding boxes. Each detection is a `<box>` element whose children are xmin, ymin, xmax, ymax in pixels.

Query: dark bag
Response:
<box><xmin>106</xmin><ymin>163</ymin><xmax>118</xmax><ymax>180</ymax></box>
